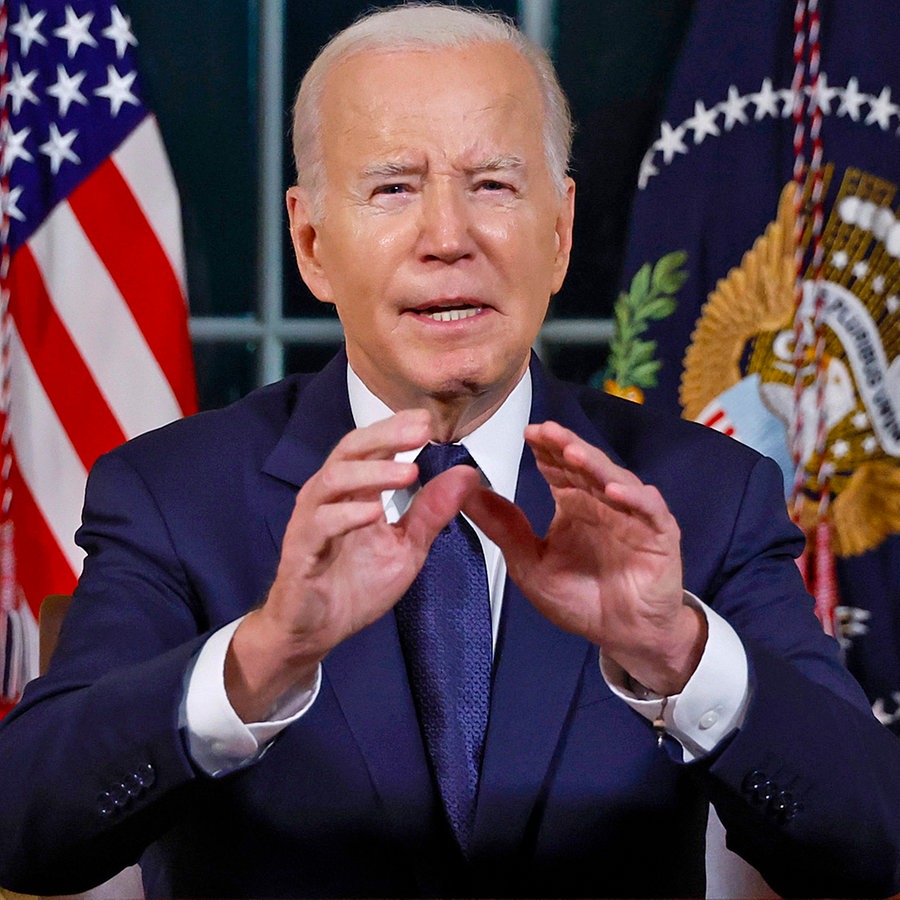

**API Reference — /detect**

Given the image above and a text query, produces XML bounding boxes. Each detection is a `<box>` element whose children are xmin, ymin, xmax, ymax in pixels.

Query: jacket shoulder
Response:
<box><xmin>563</xmin><ymin>379</ymin><xmax>766</xmax><ymax>475</ymax></box>
<box><xmin>102</xmin><ymin>373</ymin><xmax>314</xmax><ymax>475</ymax></box>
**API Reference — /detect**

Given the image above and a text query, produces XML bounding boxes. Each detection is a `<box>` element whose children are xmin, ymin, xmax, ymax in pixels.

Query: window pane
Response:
<box><xmin>129</xmin><ymin>0</ymin><xmax>258</xmax><ymax>318</ymax></box>
<box><xmin>284</xmin><ymin>342</ymin><xmax>346</xmax><ymax>377</ymax></box>
<box><xmin>551</xmin><ymin>0</ymin><xmax>695</xmax><ymax>320</ymax></box>
<box><xmin>193</xmin><ymin>342</ymin><xmax>259</xmax><ymax>411</ymax></box>
<box><xmin>542</xmin><ymin>342</ymin><xmax>610</xmax><ymax>387</ymax></box>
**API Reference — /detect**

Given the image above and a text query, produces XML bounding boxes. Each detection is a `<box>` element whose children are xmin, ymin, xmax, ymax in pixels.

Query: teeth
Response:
<box><xmin>422</xmin><ymin>307</ymin><xmax>483</xmax><ymax>322</ymax></box>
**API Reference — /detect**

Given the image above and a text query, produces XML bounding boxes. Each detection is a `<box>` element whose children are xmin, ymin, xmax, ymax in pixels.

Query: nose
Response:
<box><xmin>417</xmin><ymin>180</ymin><xmax>474</xmax><ymax>263</ymax></box>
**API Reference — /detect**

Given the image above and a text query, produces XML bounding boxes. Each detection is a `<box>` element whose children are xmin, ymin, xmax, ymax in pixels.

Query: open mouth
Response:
<box><xmin>410</xmin><ymin>303</ymin><xmax>486</xmax><ymax>323</ymax></box>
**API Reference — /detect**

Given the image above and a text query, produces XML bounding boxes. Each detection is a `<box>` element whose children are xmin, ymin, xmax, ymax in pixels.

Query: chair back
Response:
<box><xmin>39</xmin><ymin>594</ymin><xmax>73</xmax><ymax>676</ymax></box>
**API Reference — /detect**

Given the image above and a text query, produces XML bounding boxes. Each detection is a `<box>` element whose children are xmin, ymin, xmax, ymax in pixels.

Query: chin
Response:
<box><xmin>419</xmin><ymin>361</ymin><xmax>515</xmax><ymax>404</ymax></box>
<box><xmin>412</xmin><ymin>363</ymin><xmax>484</xmax><ymax>396</ymax></box>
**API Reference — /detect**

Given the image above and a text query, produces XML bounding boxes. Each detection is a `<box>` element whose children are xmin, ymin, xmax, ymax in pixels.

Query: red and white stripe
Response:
<box><xmin>3</xmin><ymin>115</ymin><xmax>196</xmax><ymax>704</ymax></box>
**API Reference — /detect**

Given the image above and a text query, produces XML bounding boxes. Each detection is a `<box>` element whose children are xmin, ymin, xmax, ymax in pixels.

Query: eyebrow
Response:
<box><xmin>360</xmin><ymin>161</ymin><xmax>424</xmax><ymax>180</ymax></box>
<box><xmin>359</xmin><ymin>155</ymin><xmax>526</xmax><ymax>180</ymax></box>
<box><xmin>465</xmin><ymin>155</ymin><xmax>526</xmax><ymax>175</ymax></box>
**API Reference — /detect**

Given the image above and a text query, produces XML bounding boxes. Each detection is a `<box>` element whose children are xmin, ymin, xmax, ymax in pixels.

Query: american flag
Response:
<box><xmin>0</xmin><ymin>0</ymin><xmax>196</xmax><ymax>709</ymax></box>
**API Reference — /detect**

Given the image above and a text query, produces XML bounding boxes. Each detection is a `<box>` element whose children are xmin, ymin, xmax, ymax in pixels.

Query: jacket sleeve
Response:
<box><xmin>697</xmin><ymin>455</ymin><xmax>900</xmax><ymax>897</ymax></box>
<box><xmin>0</xmin><ymin>451</ymin><xmax>213</xmax><ymax>895</ymax></box>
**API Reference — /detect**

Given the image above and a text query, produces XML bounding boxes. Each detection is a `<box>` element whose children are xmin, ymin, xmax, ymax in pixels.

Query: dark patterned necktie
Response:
<box><xmin>394</xmin><ymin>443</ymin><xmax>492</xmax><ymax>856</ymax></box>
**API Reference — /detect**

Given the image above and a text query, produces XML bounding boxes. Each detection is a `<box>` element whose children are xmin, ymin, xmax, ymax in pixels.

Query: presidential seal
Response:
<box><xmin>681</xmin><ymin>168</ymin><xmax>900</xmax><ymax>558</ymax></box>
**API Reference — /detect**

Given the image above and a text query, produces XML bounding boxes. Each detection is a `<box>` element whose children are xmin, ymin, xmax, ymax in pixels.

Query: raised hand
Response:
<box><xmin>463</xmin><ymin>420</ymin><xmax>705</xmax><ymax>695</ymax></box>
<box><xmin>226</xmin><ymin>409</ymin><xmax>481</xmax><ymax>720</ymax></box>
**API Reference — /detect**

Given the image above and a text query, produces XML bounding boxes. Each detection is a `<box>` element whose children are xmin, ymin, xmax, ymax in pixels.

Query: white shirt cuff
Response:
<box><xmin>600</xmin><ymin>592</ymin><xmax>749</xmax><ymax>762</ymax></box>
<box><xmin>183</xmin><ymin>616</ymin><xmax>322</xmax><ymax>776</ymax></box>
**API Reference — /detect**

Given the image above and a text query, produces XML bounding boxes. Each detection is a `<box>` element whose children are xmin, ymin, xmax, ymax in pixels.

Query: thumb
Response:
<box><xmin>462</xmin><ymin>486</ymin><xmax>541</xmax><ymax>575</ymax></box>
<box><xmin>402</xmin><ymin>465</ymin><xmax>481</xmax><ymax>554</ymax></box>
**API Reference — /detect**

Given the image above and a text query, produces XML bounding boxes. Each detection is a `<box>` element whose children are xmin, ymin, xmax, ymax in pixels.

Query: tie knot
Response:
<box><xmin>415</xmin><ymin>443</ymin><xmax>475</xmax><ymax>485</ymax></box>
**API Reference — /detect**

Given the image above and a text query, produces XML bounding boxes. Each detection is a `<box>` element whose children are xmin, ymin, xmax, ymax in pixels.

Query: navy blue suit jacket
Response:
<box><xmin>1</xmin><ymin>352</ymin><xmax>899</xmax><ymax>898</ymax></box>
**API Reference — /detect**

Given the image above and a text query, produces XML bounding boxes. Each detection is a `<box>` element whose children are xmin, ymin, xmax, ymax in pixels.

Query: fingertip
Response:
<box><xmin>397</xmin><ymin>408</ymin><xmax>431</xmax><ymax>444</ymax></box>
<box><xmin>435</xmin><ymin>465</ymin><xmax>479</xmax><ymax>506</ymax></box>
<box><xmin>397</xmin><ymin>460</ymin><xmax>420</xmax><ymax>484</ymax></box>
<box><xmin>526</xmin><ymin>420</ymin><xmax>573</xmax><ymax>449</ymax></box>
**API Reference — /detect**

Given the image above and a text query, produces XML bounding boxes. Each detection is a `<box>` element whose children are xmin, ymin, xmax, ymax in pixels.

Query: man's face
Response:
<box><xmin>287</xmin><ymin>42</ymin><xmax>575</xmax><ymax>419</ymax></box>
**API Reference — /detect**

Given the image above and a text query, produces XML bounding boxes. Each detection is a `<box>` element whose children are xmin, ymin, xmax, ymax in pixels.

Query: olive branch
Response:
<box><xmin>603</xmin><ymin>251</ymin><xmax>687</xmax><ymax>390</ymax></box>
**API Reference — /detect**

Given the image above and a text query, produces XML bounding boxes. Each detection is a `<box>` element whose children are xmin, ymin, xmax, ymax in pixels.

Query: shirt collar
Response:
<box><xmin>346</xmin><ymin>363</ymin><xmax>530</xmax><ymax>504</ymax></box>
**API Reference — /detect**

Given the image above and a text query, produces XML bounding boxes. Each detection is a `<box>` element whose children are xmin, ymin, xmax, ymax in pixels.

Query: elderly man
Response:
<box><xmin>0</xmin><ymin>5</ymin><xmax>898</xmax><ymax>899</ymax></box>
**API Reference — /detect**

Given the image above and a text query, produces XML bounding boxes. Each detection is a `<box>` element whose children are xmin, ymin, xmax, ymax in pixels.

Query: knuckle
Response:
<box><xmin>318</xmin><ymin>464</ymin><xmax>342</xmax><ymax>494</ymax></box>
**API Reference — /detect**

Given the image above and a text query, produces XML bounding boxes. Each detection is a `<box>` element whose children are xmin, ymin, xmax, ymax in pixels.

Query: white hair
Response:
<box><xmin>291</xmin><ymin>3</ymin><xmax>573</xmax><ymax>217</ymax></box>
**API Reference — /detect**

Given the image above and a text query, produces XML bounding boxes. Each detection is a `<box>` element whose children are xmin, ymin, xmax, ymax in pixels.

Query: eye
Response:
<box><xmin>475</xmin><ymin>179</ymin><xmax>510</xmax><ymax>192</ymax></box>
<box><xmin>373</xmin><ymin>183</ymin><xmax>411</xmax><ymax>196</ymax></box>
<box><xmin>473</xmin><ymin>178</ymin><xmax>519</xmax><ymax>198</ymax></box>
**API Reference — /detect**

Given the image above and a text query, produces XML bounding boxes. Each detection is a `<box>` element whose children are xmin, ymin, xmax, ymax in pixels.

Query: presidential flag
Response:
<box><xmin>0</xmin><ymin>0</ymin><xmax>196</xmax><ymax>711</ymax></box>
<box><xmin>617</xmin><ymin>0</ymin><xmax>900</xmax><ymax>733</ymax></box>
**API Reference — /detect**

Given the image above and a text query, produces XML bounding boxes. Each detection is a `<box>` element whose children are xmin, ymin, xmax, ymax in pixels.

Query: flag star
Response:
<box><xmin>1</xmin><ymin>185</ymin><xmax>27</xmax><ymax>222</ymax></box>
<box><xmin>685</xmin><ymin>99</ymin><xmax>719</xmax><ymax>144</ymax></box>
<box><xmin>721</xmin><ymin>86</ymin><xmax>750</xmax><ymax>130</ymax></box>
<box><xmin>53</xmin><ymin>5</ymin><xmax>98</xmax><ymax>58</ymax></box>
<box><xmin>637</xmin><ymin>149</ymin><xmax>659</xmax><ymax>190</ymax></box>
<box><xmin>852</xmin><ymin>410</ymin><xmax>869</xmax><ymax>430</ymax></box>
<box><xmin>806</xmin><ymin>73</ymin><xmax>839</xmax><ymax>115</ymax></box>
<box><xmin>102</xmin><ymin>5</ymin><xmax>138</xmax><ymax>58</ymax></box>
<box><xmin>750</xmin><ymin>77</ymin><xmax>781</xmax><ymax>120</ymax></box>
<box><xmin>39</xmin><ymin>123</ymin><xmax>81</xmax><ymax>174</ymax></box>
<box><xmin>888</xmin><ymin>295</ymin><xmax>900</xmax><ymax>314</ymax></box>
<box><xmin>865</xmin><ymin>86</ymin><xmax>899</xmax><ymax>131</ymax></box>
<box><xmin>852</xmin><ymin>260</ymin><xmax>869</xmax><ymax>279</ymax></box>
<box><xmin>4</xmin><ymin>63</ymin><xmax>40</xmax><ymax>115</ymax></box>
<box><xmin>873</xmin><ymin>275</ymin><xmax>886</xmax><ymax>294</ymax></box>
<box><xmin>46</xmin><ymin>65</ymin><xmax>89</xmax><ymax>117</ymax></box>
<box><xmin>862</xmin><ymin>435</ymin><xmax>879</xmax><ymax>454</ymax></box>
<box><xmin>0</xmin><ymin>125</ymin><xmax>34</xmax><ymax>174</ymax></box>
<box><xmin>94</xmin><ymin>66</ymin><xmax>139</xmax><ymax>116</ymax></box>
<box><xmin>831</xmin><ymin>249</ymin><xmax>849</xmax><ymax>269</ymax></box>
<box><xmin>10</xmin><ymin>4</ymin><xmax>49</xmax><ymax>55</ymax></box>
<box><xmin>838</xmin><ymin>77</ymin><xmax>866</xmax><ymax>121</ymax></box>
<box><xmin>653</xmin><ymin>120</ymin><xmax>687</xmax><ymax>164</ymax></box>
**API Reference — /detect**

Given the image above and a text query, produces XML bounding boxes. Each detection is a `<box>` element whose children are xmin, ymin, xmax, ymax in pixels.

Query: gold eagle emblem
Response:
<box><xmin>681</xmin><ymin>168</ymin><xmax>900</xmax><ymax>556</ymax></box>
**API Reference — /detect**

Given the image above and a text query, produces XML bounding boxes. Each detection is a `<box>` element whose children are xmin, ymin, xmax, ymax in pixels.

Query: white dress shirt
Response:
<box><xmin>183</xmin><ymin>364</ymin><xmax>749</xmax><ymax>775</ymax></box>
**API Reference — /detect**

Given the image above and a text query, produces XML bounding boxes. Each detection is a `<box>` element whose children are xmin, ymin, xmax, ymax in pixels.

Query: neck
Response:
<box><xmin>349</xmin><ymin>360</ymin><xmax>529</xmax><ymax>443</ymax></box>
<box><xmin>423</xmin><ymin>389</ymin><xmax>512</xmax><ymax>442</ymax></box>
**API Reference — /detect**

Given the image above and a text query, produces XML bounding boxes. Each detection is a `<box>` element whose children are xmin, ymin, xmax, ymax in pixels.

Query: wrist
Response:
<box><xmin>612</xmin><ymin>598</ymin><xmax>707</xmax><ymax>696</ymax></box>
<box><xmin>225</xmin><ymin>609</ymin><xmax>321</xmax><ymax>722</ymax></box>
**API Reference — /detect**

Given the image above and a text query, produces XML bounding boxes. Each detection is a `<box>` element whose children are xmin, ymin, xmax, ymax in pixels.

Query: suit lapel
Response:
<box><xmin>324</xmin><ymin>612</ymin><xmax>442</xmax><ymax>846</ymax></box>
<box><xmin>258</xmin><ymin>351</ymin><xmax>441</xmax><ymax>853</ymax></box>
<box><xmin>472</xmin><ymin>358</ymin><xmax>618</xmax><ymax>857</ymax></box>
<box><xmin>260</xmin><ymin>350</ymin><xmax>355</xmax><ymax>551</ymax></box>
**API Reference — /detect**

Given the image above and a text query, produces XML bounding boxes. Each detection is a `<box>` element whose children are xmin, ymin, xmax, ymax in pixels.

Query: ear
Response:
<box><xmin>286</xmin><ymin>186</ymin><xmax>334</xmax><ymax>305</ymax></box>
<box><xmin>550</xmin><ymin>177</ymin><xmax>576</xmax><ymax>296</ymax></box>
